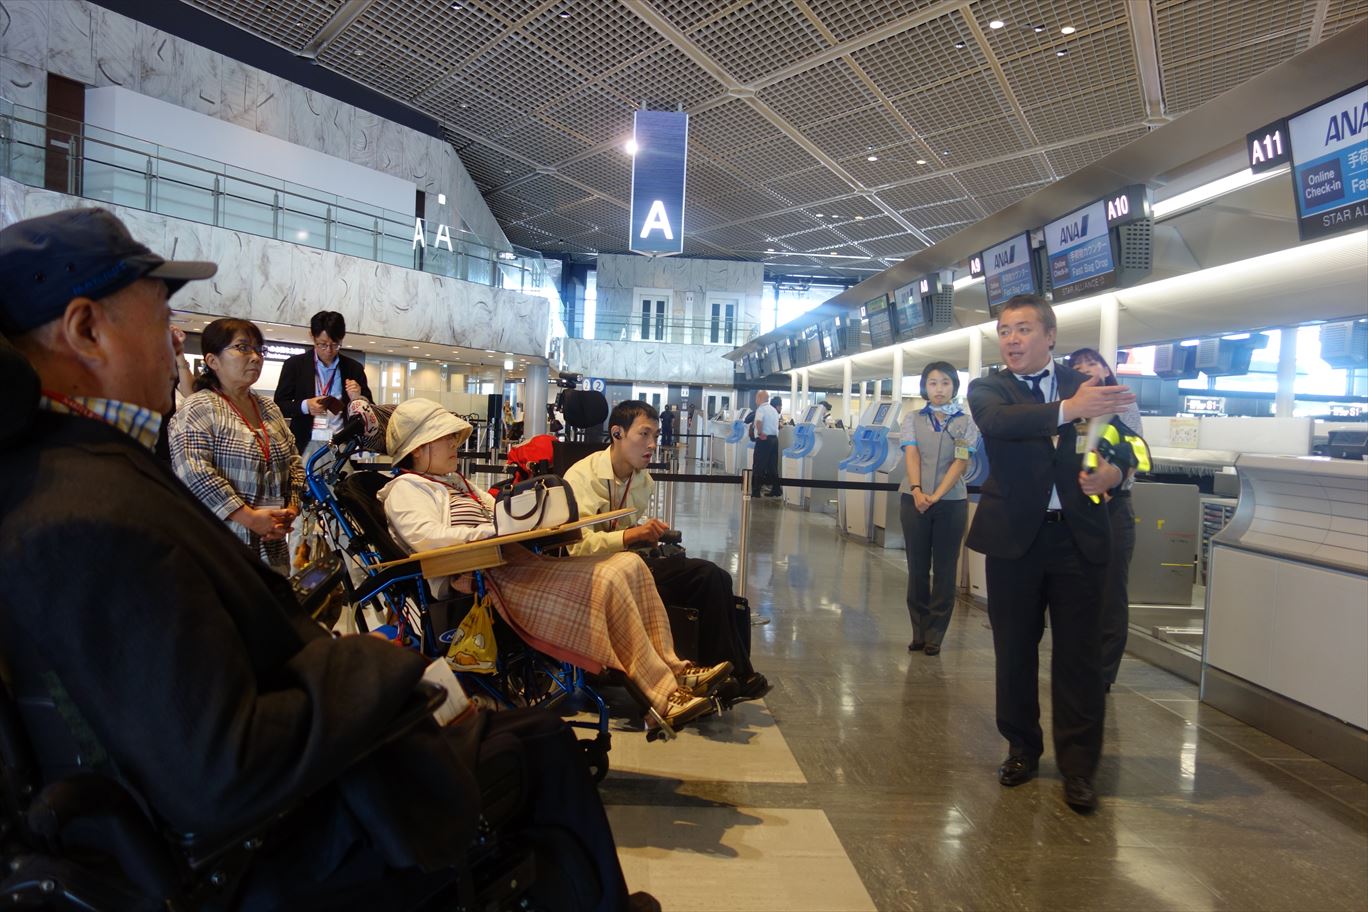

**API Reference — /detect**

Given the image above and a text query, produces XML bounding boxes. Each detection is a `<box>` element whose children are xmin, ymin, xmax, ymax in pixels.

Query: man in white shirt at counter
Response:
<box><xmin>564</xmin><ymin>400</ymin><xmax>770</xmax><ymax>702</ymax></box>
<box><xmin>751</xmin><ymin>390</ymin><xmax>782</xmax><ymax>498</ymax></box>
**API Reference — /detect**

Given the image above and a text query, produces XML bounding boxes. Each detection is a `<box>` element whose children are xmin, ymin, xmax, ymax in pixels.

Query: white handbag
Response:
<box><xmin>493</xmin><ymin>475</ymin><xmax>579</xmax><ymax>535</ymax></box>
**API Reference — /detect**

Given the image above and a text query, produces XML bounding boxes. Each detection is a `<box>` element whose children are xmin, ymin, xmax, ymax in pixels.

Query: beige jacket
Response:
<box><xmin>562</xmin><ymin>446</ymin><xmax>654</xmax><ymax>556</ymax></box>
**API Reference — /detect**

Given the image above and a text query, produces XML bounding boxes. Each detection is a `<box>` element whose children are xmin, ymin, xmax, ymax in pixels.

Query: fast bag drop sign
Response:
<box><xmin>629</xmin><ymin>110</ymin><xmax>688</xmax><ymax>256</ymax></box>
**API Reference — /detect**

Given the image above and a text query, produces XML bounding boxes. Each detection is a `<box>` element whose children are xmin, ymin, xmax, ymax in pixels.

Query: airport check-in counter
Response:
<box><xmin>787</xmin><ymin>407</ymin><xmax>837</xmax><ymax>514</ymax></box>
<box><xmin>838</xmin><ymin>401</ymin><xmax>901</xmax><ymax>542</ymax></box>
<box><xmin>722</xmin><ymin>409</ymin><xmax>753</xmax><ymax>475</ymax></box>
<box><xmin>709</xmin><ymin>414</ymin><xmax>733</xmax><ymax>470</ymax></box>
<box><xmin>1203</xmin><ymin>454</ymin><xmax>1368</xmax><ymax>779</ymax></box>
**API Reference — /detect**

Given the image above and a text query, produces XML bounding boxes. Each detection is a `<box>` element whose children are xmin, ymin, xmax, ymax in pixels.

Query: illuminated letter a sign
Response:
<box><xmin>629</xmin><ymin>110</ymin><xmax>688</xmax><ymax>256</ymax></box>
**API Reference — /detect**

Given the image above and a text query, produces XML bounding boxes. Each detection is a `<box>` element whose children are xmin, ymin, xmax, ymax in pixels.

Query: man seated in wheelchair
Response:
<box><xmin>563</xmin><ymin>400</ymin><xmax>770</xmax><ymax>703</ymax></box>
<box><xmin>0</xmin><ymin>208</ymin><xmax>658</xmax><ymax>911</ymax></box>
<box><xmin>379</xmin><ymin>398</ymin><xmax>731</xmax><ymax>731</ymax></box>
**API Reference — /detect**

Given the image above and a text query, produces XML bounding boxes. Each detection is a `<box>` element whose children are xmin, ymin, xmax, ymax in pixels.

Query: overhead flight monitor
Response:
<box><xmin>1044</xmin><ymin>197</ymin><xmax>1116</xmax><ymax>301</ymax></box>
<box><xmin>981</xmin><ymin>232</ymin><xmax>1038</xmax><ymax>315</ymax></box>
<box><xmin>1287</xmin><ymin>82</ymin><xmax>1368</xmax><ymax>241</ymax></box>
<box><xmin>892</xmin><ymin>282</ymin><xmax>927</xmax><ymax>340</ymax></box>
<box><xmin>864</xmin><ymin>294</ymin><xmax>895</xmax><ymax>348</ymax></box>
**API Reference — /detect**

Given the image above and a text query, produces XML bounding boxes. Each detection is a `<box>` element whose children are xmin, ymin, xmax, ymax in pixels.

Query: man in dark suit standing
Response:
<box><xmin>966</xmin><ymin>294</ymin><xmax>1137</xmax><ymax>814</ymax></box>
<box><xmin>274</xmin><ymin>310</ymin><xmax>373</xmax><ymax>458</ymax></box>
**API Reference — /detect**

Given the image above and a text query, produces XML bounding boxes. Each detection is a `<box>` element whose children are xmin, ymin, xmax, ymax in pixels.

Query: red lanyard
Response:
<box><xmin>404</xmin><ymin>470</ymin><xmax>491</xmax><ymax>518</ymax></box>
<box><xmin>216</xmin><ymin>391</ymin><xmax>271</xmax><ymax>464</ymax></box>
<box><xmin>42</xmin><ymin>390</ymin><xmax>102</xmax><ymax>422</ymax></box>
<box><xmin>609</xmin><ymin>474</ymin><xmax>632</xmax><ymax>530</ymax></box>
<box><xmin>315</xmin><ymin>358</ymin><xmax>339</xmax><ymax>397</ymax></box>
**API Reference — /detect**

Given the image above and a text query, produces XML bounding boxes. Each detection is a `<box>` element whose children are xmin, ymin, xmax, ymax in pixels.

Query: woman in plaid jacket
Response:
<box><xmin>169</xmin><ymin>319</ymin><xmax>303</xmax><ymax>575</ymax></box>
<box><xmin>379</xmin><ymin>398</ymin><xmax>728</xmax><ymax>731</ymax></box>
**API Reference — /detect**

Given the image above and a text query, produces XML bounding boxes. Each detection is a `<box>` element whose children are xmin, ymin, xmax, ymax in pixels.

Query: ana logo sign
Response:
<box><xmin>1057</xmin><ymin>213</ymin><xmax>1090</xmax><ymax>246</ymax></box>
<box><xmin>992</xmin><ymin>245</ymin><xmax>1016</xmax><ymax>269</ymax></box>
<box><xmin>1324</xmin><ymin>101</ymin><xmax>1368</xmax><ymax>145</ymax></box>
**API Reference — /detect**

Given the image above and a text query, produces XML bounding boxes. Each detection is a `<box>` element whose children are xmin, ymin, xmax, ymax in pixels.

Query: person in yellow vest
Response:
<box><xmin>563</xmin><ymin>400</ymin><xmax>770</xmax><ymax>702</ymax></box>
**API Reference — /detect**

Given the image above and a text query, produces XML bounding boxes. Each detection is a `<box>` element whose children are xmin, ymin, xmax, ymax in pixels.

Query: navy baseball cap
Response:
<box><xmin>0</xmin><ymin>208</ymin><xmax>216</xmax><ymax>335</ymax></box>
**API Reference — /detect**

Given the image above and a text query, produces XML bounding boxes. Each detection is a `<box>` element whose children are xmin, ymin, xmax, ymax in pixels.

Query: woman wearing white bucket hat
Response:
<box><xmin>380</xmin><ymin>398</ymin><xmax>728</xmax><ymax>729</ymax></box>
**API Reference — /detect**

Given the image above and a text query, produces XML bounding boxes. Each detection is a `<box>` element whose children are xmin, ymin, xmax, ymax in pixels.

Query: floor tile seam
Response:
<box><xmin>1144</xmin><ymin>693</ymin><xmax>1368</xmax><ymax>820</ymax></box>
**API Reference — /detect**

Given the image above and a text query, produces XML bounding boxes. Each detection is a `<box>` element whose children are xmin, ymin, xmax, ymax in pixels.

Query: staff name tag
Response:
<box><xmin>1075</xmin><ymin>436</ymin><xmax>1089</xmax><ymax>454</ymax></box>
<box><xmin>954</xmin><ymin>444</ymin><xmax>971</xmax><ymax>461</ymax></box>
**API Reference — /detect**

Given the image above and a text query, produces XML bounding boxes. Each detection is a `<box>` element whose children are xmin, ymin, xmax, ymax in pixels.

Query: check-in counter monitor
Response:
<box><xmin>838</xmin><ymin>400</ymin><xmax>901</xmax><ymax>541</ymax></box>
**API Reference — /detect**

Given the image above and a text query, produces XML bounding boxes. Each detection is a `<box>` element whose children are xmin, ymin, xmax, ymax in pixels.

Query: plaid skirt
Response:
<box><xmin>484</xmin><ymin>546</ymin><xmax>685</xmax><ymax>711</ymax></box>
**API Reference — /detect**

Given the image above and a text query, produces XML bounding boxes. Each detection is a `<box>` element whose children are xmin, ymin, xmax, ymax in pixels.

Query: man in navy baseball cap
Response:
<box><xmin>0</xmin><ymin>207</ymin><xmax>215</xmax><ymax>415</ymax></box>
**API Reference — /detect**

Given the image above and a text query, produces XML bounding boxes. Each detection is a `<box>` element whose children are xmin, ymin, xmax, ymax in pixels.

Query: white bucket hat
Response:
<box><xmin>386</xmin><ymin>398</ymin><xmax>472</xmax><ymax>464</ymax></box>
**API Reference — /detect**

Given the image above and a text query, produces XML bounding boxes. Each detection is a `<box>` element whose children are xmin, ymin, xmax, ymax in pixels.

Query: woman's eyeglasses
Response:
<box><xmin>227</xmin><ymin>342</ymin><xmax>265</xmax><ymax>357</ymax></box>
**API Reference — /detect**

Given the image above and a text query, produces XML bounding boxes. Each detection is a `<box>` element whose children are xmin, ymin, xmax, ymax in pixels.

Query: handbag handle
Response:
<box><xmin>505</xmin><ymin>480</ymin><xmax>548</xmax><ymax>521</ymax></box>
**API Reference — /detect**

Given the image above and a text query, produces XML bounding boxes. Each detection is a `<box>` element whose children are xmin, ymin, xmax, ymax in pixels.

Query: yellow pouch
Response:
<box><xmin>446</xmin><ymin>594</ymin><xmax>498</xmax><ymax>674</ymax></box>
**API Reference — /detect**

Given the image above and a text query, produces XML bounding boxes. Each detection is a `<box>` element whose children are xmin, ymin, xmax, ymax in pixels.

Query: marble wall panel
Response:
<box><xmin>218</xmin><ymin>56</ymin><xmax>254</xmax><ymax>130</ymax></box>
<box><xmin>1</xmin><ymin>55</ymin><xmax>45</xmax><ymax>187</ymax></box>
<box><xmin>371</xmin><ymin>118</ymin><xmax>405</xmax><ymax>176</ymax></box>
<box><xmin>250</xmin><ymin>68</ymin><xmax>290</xmax><ymax>141</ymax></box>
<box><xmin>46</xmin><ymin>0</ymin><xmax>94</xmax><ymax>86</ymax></box>
<box><xmin>177</xmin><ymin>40</ymin><xmax>220</xmax><ymax>116</ymax></box>
<box><xmin>0</xmin><ymin>175</ymin><xmax>25</xmax><ymax>225</ymax></box>
<box><xmin>561</xmin><ymin>337</ymin><xmax>734</xmax><ymax>385</ymax></box>
<box><xmin>349</xmin><ymin>107</ymin><xmax>381</xmax><ymax>172</ymax></box>
<box><xmin>0</xmin><ymin>0</ymin><xmax>47</xmax><ymax>69</ymax></box>
<box><xmin>286</xmin><ymin>84</ymin><xmax>327</xmax><ymax>156</ymax></box>
<box><xmin>135</xmin><ymin>23</ymin><xmax>180</xmax><ymax>103</ymax></box>
<box><xmin>90</xmin><ymin>2</ymin><xmax>136</xmax><ymax>89</ymax></box>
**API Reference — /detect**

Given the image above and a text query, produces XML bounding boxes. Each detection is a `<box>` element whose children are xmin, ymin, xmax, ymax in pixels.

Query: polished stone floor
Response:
<box><xmin>592</xmin><ymin>481</ymin><xmax>1368</xmax><ymax>912</ymax></box>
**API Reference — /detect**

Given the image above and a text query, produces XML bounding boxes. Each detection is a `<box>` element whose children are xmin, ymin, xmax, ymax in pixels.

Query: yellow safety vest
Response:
<box><xmin>1081</xmin><ymin>424</ymin><xmax>1151</xmax><ymax>503</ymax></box>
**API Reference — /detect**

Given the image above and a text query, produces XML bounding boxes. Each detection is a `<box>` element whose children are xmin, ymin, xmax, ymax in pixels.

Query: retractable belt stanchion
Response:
<box><xmin>738</xmin><ymin>468</ymin><xmax>752</xmax><ymax>597</ymax></box>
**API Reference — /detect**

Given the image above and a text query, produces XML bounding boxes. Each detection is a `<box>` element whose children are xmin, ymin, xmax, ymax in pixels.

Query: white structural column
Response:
<box><xmin>1276</xmin><ymin>326</ymin><xmax>1298</xmax><ymax>417</ymax></box>
<box><xmin>790</xmin><ymin>369</ymin><xmax>799</xmax><ymax>418</ymax></box>
<box><xmin>969</xmin><ymin>328</ymin><xmax>983</xmax><ymax>378</ymax></box>
<box><xmin>525</xmin><ymin>363</ymin><xmax>548</xmax><ymax>436</ymax></box>
<box><xmin>1099</xmin><ymin>295</ymin><xmax>1120</xmax><ymax>369</ymax></box>
<box><xmin>843</xmin><ymin>360</ymin><xmax>853</xmax><ymax>426</ymax></box>
<box><xmin>800</xmin><ymin>370</ymin><xmax>810</xmax><ymax>411</ymax></box>
<box><xmin>858</xmin><ymin>381</ymin><xmax>868</xmax><ymax>423</ymax></box>
<box><xmin>892</xmin><ymin>347</ymin><xmax>904</xmax><ymax>409</ymax></box>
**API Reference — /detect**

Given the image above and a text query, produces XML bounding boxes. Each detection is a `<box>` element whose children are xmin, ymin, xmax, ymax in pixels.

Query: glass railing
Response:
<box><xmin>568</xmin><ymin>312</ymin><xmax>760</xmax><ymax>345</ymax></box>
<box><xmin>0</xmin><ymin>98</ymin><xmax>559</xmax><ymax>301</ymax></box>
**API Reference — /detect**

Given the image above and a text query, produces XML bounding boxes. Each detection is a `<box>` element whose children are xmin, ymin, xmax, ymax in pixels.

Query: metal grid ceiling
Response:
<box><xmin>179</xmin><ymin>0</ymin><xmax>1367</xmax><ymax>274</ymax></box>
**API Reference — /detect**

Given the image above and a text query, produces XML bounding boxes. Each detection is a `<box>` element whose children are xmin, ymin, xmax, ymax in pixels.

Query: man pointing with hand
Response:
<box><xmin>966</xmin><ymin>294</ymin><xmax>1139</xmax><ymax>814</ymax></box>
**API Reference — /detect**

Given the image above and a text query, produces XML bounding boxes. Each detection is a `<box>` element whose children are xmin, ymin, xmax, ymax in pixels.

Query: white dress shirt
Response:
<box><xmin>1010</xmin><ymin>361</ymin><xmax>1064</xmax><ymax>510</ymax></box>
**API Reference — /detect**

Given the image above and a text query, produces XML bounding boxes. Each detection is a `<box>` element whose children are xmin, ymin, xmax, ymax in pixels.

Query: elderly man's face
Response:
<box><xmin>101</xmin><ymin>279</ymin><xmax>177</xmax><ymax>414</ymax></box>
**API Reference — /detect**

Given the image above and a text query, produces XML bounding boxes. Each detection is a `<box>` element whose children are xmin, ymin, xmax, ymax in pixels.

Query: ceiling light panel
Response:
<box><xmin>551</xmin><ymin>158</ymin><xmax>627</xmax><ymax>206</ymax></box>
<box><xmin>829</xmin><ymin>214</ymin><xmax>900</xmax><ymax>241</ymax></box>
<box><xmin>316</xmin><ymin>0</ymin><xmax>506</xmax><ymax>98</ymax></box>
<box><xmin>888</xmin><ymin>69</ymin><xmax>1014</xmax><ymax>135</ymax></box>
<box><xmin>744</xmin><ymin>210</ymin><xmax>834</xmax><ymax>240</ymax></box>
<box><xmin>720</xmin><ymin>133</ymin><xmax>827</xmax><ymax>183</ymax></box>
<box><xmin>805</xmin><ymin>0</ymin><xmax>950</xmax><ymax>43</ymax></box>
<box><xmin>596</xmin><ymin>44</ymin><xmax>728</xmax><ymax>111</ymax></box>
<box><xmin>874</xmin><ymin>175</ymin><xmax>968</xmax><ymax>211</ymax></box>
<box><xmin>485</xmin><ymin>189</ymin><xmax>545</xmax><ymax>221</ymax></box>
<box><xmin>850</xmin><ymin>10</ymin><xmax>989</xmax><ymax>99</ymax></box>
<box><xmin>686</xmin><ymin>161</ymin><xmax>791</xmax><ymax>221</ymax></box>
<box><xmin>764</xmin><ymin>166</ymin><xmax>862</xmax><ymax>207</ymax></box>
<box><xmin>923</xmin><ymin>113</ymin><xmax>1034</xmax><ymax>161</ymax></box>
<box><xmin>1155</xmin><ymin>0</ymin><xmax>1315</xmax><ymax>115</ymax></box>
<box><xmin>1323</xmin><ymin>0</ymin><xmax>1368</xmax><ymax>37</ymax></box>
<box><xmin>757</xmin><ymin>58</ymin><xmax>883</xmax><ymax>127</ymax></box>
<box><xmin>186</xmin><ymin>0</ymin><xmax>343</xmax><ymax>53</ymax></box>
<box><xmin>431</xmin><ymin>83</ymin><xmax>532</xmax><ymax>136</ymax></box>
<box><xmin>790</xmin><ymin>226</ymin><xmax>854</xmax><ymax>252</ymax></box>
<box><xmin>1044</xmin><ymin>124</ymin><xmax>1149</xmax><ymax>176</ymax></box>
<box><xmin>493</xmin><ymin>118</ymin><xmax>589</xmax><ymax>165</ymax></box>
<box><xmin>837</xmin><ymin>141</ymin><xmax>938</xmax><ymax>185</ymax></box>
<box><xmin>539</xmin><ymin>89</ymin><xmax>635</xmax><ymax>145</ymax></box>
<box><xmin>922</xmin><ymin>222</ymin><xmax>972</xmax><ymax>243</ymax></box>
<box><xmin>976</xmin><ymin>181</ymin><xmax>1052</xmax><ymax>215</ymax></box>
<box><xmin>800</xmin><ymin>106</ymin><xmax>911</xmax><ymax>160</ymax></box>
<box><xmin>900</xmin><ymin>198</ymin><xmax>985</xmax><ymax>227</ymax></box>
<box><xmin>460</xmin><ymin>34</ymin><xmax>584</xmax><ymax>112</ymax></box>
<box><xmin>687</xmin><ymin>0</ymin><xmax>832</xmax><ymax>84</ymax></box>
<box><xmin>518</xmin><ymin>210</ymin><xmax>600</xmax><ymax>240</ymax></box>
<box><xmin>970</xmin><ymin>0</ymin><xmax>1125</xmax><ymax>59</ymax></box>
<box><xmin>688</xmin><ymin>99</ymin><xmax>790</xmax><ymax>155</ymax></box>
<box><xmin>1000</xmin><ymin>22</ymin><xmax>1139</xmax><ymax>111</ymax></box>
<box><xmin>1020</xmin><ymin>79</ymin><xmax>1146</xmax><ymax>143</ymax></box>
<box><xmin>860</xmin><ymin>234</ymin><xmax>926</xmax><ymax>258</ymax></box>
<box><xmin>521</xmin><ymin>3</ymin><xmax>666</xmax><ymax>79</ymax></box>
<box><xmin>954</xmin><ymin>151</ymin><xmax>1054</xmax><ymax>196</ymax></box>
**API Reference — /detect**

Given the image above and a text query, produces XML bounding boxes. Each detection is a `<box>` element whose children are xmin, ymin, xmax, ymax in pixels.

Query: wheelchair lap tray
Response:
<box><xmin>494</xmin><ymin>474</ymin><xmax>578</xmax><ymax>535</ymax></box>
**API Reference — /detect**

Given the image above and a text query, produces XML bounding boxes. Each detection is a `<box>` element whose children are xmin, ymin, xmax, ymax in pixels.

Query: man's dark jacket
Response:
<box><xmin>965</xmin><ymin>362</ymin><xmax>1128</xmax><ymax>565</ymax></box>
<box><xmin>0</xmin><ymin>343</ymin><xmax>480</xmax><ymax>882</ymax></box>
<box><xmin>274</xmin><ymin>350</ymin><xmax>373</xmax><ymax>452</ymax></box>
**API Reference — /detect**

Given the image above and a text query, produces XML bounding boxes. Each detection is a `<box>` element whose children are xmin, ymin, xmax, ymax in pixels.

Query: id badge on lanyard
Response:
<box><xmin>312</xmin><ymin>361</ymin><xmax>340</xmax><ymax>441</ymax></box>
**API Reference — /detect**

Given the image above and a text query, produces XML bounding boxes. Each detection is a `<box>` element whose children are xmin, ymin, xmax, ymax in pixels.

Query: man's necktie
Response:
<box><xmin>1023</xmin><ymin>371</ymin><xmax>1048</xmax><ymax>403</ymax></box>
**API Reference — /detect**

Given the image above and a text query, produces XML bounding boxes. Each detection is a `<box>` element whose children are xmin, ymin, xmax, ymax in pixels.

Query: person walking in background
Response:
<box><xmin>660</xmin><ymin>403</ymin><xmax>676</xmax><ymax>448</ymax></box>
<box><xmin>966</xmin><ymin>294</ymin><xmax>1139</xmax><ymax>814</ymax></box>
<box><xmin>273</xmin><ymin>310</ymin><xmax>372</xmax><ymax>461</ymax></box>
<box><xmin>170</xmin><ymin>318</ymin><xmax>303</xmax><ymax>575</ymax></box>
<box><xmin>1067</xmin><ymin>347</ymin><xmax>1147</xmax><ymax>691</ymax></box>
<box><xmin>900</xmin><ymin>361</ymin><xmax>979</xmax><ymax>657</ymax></box>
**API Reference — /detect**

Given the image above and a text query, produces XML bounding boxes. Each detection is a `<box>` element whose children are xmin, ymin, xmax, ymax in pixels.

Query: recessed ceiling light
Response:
<box><xmin>624</xmin><ymin>138</ymin><xmax>639</xmax><ymax>156</ymax></box>
<box><xmin>1032</xmin><ymin>24</ymin><xmax>1045</xmax><ymax>32</ymax></box>
<box><xmin>915</xmin><ymin>158</ymin><xmax>928</xmax><ymax>165</ymax></box>
<box><xmin>437</xmin><ymin>192</ymin><xmax>446</xmax><ymax>205</ymax></box>
<box><xmin>1060</xmin><ymin>25</ymin><xmax>1076</xmax><ymax>34</ymax></box>
<box><xmin>854</xmin><ymin>215</ymin><xmax>864</xmax><ymax>220</ymax></box>
<box><xmin>353</xmin><ymin>48</ymin><xmax>364</xmax><ymax>56</ymax></box>
<box><xmin>814</xmin><ymin>212</ymin><xmax>823</xmax><ymax>217</ymax></box>
<box><xmin>558</xmin><ymin>10</ymin><xmax>571</xmax><ymax>17</ymax></box>
<box><xmin>988</xmin><ymin>19</ymin><xmax>1005</xmax><ymax>29</ymax></box>
<box><xmin>953</xmin><ymin>40</ymin><xmax>967</xmax><ymax>49</ymax></box>
<box><xmin>1056</xmin><ymin>48</ymin><xmax>1069</xmax><ymax>56</ymax></box>
<box><xmin>766</xmin><ymin>248</ymin><xmax>776</xmax><ymax>253</ymax></box>
<box><xmin>459</xmin><ymin>102</ymin><xmax>469</xmax><ymax>109</ymax></box>
<box><xmin>866</xmin><ymin>154</ymin><xmax>878</xmax><ymax>161</ymax></box>
<box><xmin>941</xmin><ymin>150</ymin><xmax>951</xmax><ymax>155</ymax></box>
<box><xmin>412</xmin><ymin>345</ymin><xmax>420</xmax><ymax>349</ymax></box>
<box><xmin>449</xmin><ymin>2</ymin><xmax>462</xmax><ymax>8</ymax></box>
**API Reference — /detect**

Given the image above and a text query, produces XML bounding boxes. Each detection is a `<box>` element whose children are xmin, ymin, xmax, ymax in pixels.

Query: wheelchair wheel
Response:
<box><xmin>580</xmin><ymin>733</ymin><xmax>610</xmax><ymax>783</ymax></box>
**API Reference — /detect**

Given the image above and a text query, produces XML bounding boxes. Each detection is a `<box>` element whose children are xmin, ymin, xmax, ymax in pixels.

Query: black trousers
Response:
<box><xmin>1101</xmin><ymin>494</ymin><xmax>1136</xmax><ymax>685</ymax></box>
<box><xmin>645</xmin><ymin>554</ymin><xmax>754</xmax><ymax>677</ymax></box>
<box><xmin>751</xmin><ymin>437</ymin><xmax>782</xmax><ymax>496</ymax></box>
<box><xmin>985</xmin><ymin>520</ymin><xmax>1106</xmax><ymax>779</ymax></box>
<box><xmin>900</xmin><ymin>495</ymin><xmax>968</xmax><ymax>647</ymax></box>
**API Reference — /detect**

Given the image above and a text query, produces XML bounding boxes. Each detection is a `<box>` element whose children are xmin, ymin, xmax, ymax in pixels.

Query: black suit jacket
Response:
<box><xmin>274</xmin><ymin>351</ymin><xmax>373</xmax><ymax>452</ymax></box>
<box><xmin>0</xmin><ymin>409</ymin><xmax>482</xmax><ymax>876</ymax></box>
<box><xmin>965</xmin><ymin>362</ymin><xmax>1117</xmax><ymax>564</ymax></box>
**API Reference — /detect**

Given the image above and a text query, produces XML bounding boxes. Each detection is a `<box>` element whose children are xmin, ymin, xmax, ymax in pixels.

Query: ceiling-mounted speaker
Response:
<box><xmin>1320</xmin><ymin>320</ymin><xmax>1368</xmax><ymax>369</ymax></box>
<box><xmin>1153</xmin><ymin>342</ymin><xmax>1198</xmax><ymax>380</ymax></box>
